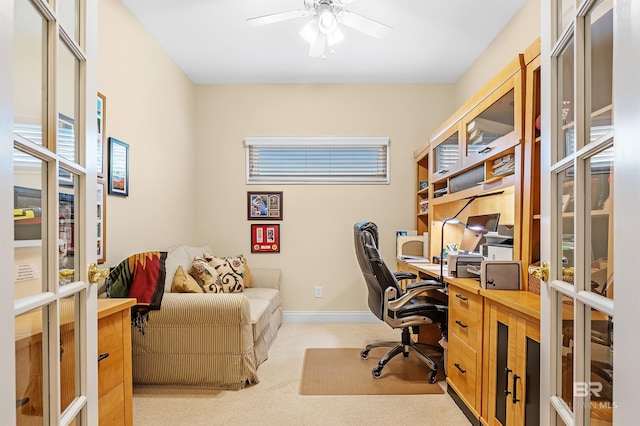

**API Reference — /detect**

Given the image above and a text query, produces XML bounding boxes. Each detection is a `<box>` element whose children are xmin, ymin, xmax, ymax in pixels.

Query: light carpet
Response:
<box><xmin>132</xmin><ymin>323</ymin><xmax>470</xmax><ymax>426</ymax></box>
<box><xmin>299</xmin><ymin>347</ymin><xmax>444</xmax><ymax>395</ymax></box>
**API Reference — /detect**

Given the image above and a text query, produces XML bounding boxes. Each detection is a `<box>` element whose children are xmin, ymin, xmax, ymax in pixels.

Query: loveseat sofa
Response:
<box><xmin>108</xmin><ymin>244</ymin><xmax>283</xmax><ymax>390</ymax></box>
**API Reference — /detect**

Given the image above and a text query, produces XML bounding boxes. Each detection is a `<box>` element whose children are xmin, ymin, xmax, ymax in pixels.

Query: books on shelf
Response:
<box><xmin>467</xmin><ymin>117</ymin><xmax>514</xmax><ymax>146</ymax></box>
<box><xmin>419</xmin><ymin>199</ymin><xmax>429</xmax><ymax>213</ymax></box>
<box><xmin>491</xmin><ymin>153</ymin><xmax>515</xmax><ymax>177</ymax></box>
<box><xmin>433</xmin><ymin>187</ymin><xmax>448</xmax><ymax>197</ymax></box>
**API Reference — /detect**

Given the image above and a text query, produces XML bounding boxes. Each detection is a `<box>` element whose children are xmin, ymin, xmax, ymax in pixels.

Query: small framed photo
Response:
<box><xmin>251</xmin><ymin>224</ymin><xmax>280</xmax><ymax>253</ymax></box>
<box><xmin>108</xmin><ymin>137</ymin><xmax>129</xmax><ymax>197</ymax></box>
<box><xmin>247</xmin><ymin>191</ymin><xmax>282</xmax><ymax>220</ymax></box>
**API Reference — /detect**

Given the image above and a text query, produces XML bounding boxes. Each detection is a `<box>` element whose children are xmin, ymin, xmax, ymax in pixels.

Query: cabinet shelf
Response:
<box><xmin>430</xmin><ymin>174</ymin><xmax>515</xmax><ymax>207</ymax></box>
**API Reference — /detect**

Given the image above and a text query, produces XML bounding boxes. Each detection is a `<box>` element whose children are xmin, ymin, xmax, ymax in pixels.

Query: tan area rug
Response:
<box><xmin>299</xmin><ymin>347</ymin><xmax>445</xmax><ymax>395</ymax></box>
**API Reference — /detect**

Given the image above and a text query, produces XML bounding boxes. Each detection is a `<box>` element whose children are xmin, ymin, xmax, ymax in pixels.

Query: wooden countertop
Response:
<box><xmin>398</xmin><ymin>259</ymin><xmax>541</xmax><ymax>319</ymax></box>
<box><xmin>98</xmin><ymin>298</ymin><xmax>136</xmax><ymax>319</ymax></box>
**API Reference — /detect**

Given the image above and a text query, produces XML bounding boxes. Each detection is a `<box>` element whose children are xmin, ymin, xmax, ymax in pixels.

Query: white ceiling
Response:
<box><xmin>120</xmin><ymin>0</ymin><xmax>528</xmax><ymax>84</ymax></box>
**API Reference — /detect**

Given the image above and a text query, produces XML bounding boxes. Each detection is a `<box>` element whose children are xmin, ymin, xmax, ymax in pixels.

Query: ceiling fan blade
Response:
<box><xmin>247</xmin><ymin>10</ymin><xmax>310</xmax><ymax>27</ymax></box>
<box><xmin>338</xmin><ymin>10</ymin><xmax>393</xmax><ymax>39</ymax></box>
<box><xmin>309</xmin><ymin>33</ymin><xmax>327</xmax><ymax>57</ymax></box>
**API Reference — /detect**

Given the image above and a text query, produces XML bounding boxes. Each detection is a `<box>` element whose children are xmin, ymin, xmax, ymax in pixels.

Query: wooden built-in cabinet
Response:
<box><xmin>482</xmin><ymin>292</ymin><xmax>540</xmax><ymax>426</ymax></box>
<box><xmin>419</xmin><ymin>54</ymin><xmax>527</xmax><ymax>263</ymax></box>
<box><xmin>98</xmin><ymin>298</ymin><xmax>135</xmax><ymax>426</ymax></box>
<box><xmin>409</xmin><ymin>38</ymin><xmax>544</xmax><ymax>426</ymax></box>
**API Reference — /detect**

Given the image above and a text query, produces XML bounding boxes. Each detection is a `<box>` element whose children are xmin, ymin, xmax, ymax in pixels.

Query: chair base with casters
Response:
<box><xmin>361</xmin><ymin>327</ymin><xmax>444</xmax><ymax>383</ymax></box>
<box><xmin>353</xmin><ymin>221</ymin><xmax>448</xmax><ymax>384</ymax></box>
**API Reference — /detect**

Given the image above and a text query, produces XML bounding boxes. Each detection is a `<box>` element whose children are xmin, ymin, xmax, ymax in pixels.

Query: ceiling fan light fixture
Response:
<box><xmin>317</xmin><ymin>6</ymin><xmax>337</xmax><ymax>34</ymax></box>
<box><xmin>300</xmin><ymin>17</ymin><xmax>319</xmax><ymax>43</ymax></box>
<box><xmin>326</xmin><ymin>25</ymin><xmax>344</xmax><ymax>46</ymax></box>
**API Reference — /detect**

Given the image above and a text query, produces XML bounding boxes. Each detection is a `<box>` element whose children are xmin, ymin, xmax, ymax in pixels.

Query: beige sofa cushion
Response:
<box><xmin>171</xmin><ymin>265</ymin><xmax>203</xmax><ymax>293</ymax></box>
<box><xmin>164</xmin><ymin>244</ymin><xmax>212</xmax><ymax>292</ymax></box>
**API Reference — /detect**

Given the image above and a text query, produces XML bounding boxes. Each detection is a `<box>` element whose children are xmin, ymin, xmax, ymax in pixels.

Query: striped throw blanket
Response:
<box><xmin>106</xmin><ymin>251</ymin><xmax>167</xmax><ymax>333</ymax></box>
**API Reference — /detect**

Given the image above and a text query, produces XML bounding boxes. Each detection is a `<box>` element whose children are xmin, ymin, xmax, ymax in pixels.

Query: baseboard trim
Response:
<box><xmin>283</xmin><ymin>311</ymin><xmax>379</xmax><ymax>323</ymax></box>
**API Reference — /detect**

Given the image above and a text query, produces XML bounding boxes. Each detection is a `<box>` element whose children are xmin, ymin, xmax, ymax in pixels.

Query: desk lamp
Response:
<box><xmin>438</xmin><ymin>191</ymin><xmax>504</xmax><ymax>285</ymax></box>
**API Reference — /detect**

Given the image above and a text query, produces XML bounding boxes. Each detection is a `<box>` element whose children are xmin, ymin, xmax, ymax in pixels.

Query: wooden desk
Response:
<box><xmin>398</xmin><ymin>259</ymin><xmax>542</xmax><ymax>425</ymax></box>
<box><xmin>14</xmin><ymin>298</ymin><xmax>135</xmax><ymax>426</ymax></box>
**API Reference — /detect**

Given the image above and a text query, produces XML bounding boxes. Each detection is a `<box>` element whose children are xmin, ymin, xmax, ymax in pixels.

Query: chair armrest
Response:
<box><xmin>393</xmin><ymin>271</ymin><xmax>417</xmax><ymax>281</ymax></box>
<box><xmin>406</xmin><ymin>279</ymin><xmax>442</xmax><ymax>291</ymax></box>
<box><xmin>386</xmin><ymin>283</ymin><xmax>446</xmax><ymax>313</ymax></box>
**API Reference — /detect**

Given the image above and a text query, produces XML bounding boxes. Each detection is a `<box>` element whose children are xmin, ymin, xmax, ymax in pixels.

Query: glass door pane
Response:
<box><xmin>589</xmin><ymin>308</ymin><xmax>613</xmax><ymax>425</ymax></box>
<box><xmin>59</xmin><ymin>168</ymin><xmax>79</xmax><ymax>285</ymax></box>
<box><xmin>58</xmin><ymin>0</ymin><xmax>80</xmax><ymax>43</ymax></box>
<box><xmin>60</xmin><ymin>295</ymin><xmax>79</xmax><ymax>414</ymax></box>
<box><xmin>13</xmin><ymin>0</ymin><xmax>48</xmax><ymax>146</ymax></box>
<box><xmin>588</xmin><ymin>148</ymin><xmax>613</xmax><ymax>298</ymax></box>
<box><xmin>559</xmin><ymin>166</ymin><xmax>575</xmax><ymax>277</ymax></box>
<box><xmin>57</xmin><ymin>41</ymin><xmax>79</xmax><ymax>163</ymax></box>
<box><xmin>15</xmin><ymin>306</ymin><xmax>48</xmax><ymax>424</ymax></box>
<box><xmin>586</xmin><ymin>0</ymin><xmax>613</xmax><ymax>143</ymax></box>
<box><xmin>558</xmin><ymin>38</ymin><xmax>575</xmax><ymax>159</ymax></box>
<box><xmin>14</xmin><ymin>149</ymin><xmax>48</xmax><ymax>300</ymax></box>
<box><xmin>558</xmin><ymin>0</ymin><xmax>575</xmax><ymax>38</ymax></box>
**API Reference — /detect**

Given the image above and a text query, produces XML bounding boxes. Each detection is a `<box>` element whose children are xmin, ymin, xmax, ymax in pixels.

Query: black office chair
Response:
<box><xmin>353</xmin><ymin>221</ymin><xmax>448</xmax><ymax>383</ymax></box>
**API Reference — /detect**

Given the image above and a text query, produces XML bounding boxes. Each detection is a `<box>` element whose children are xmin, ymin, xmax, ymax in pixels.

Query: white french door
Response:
<box><xmin>1</xmin><ymin>0</ymin><xmax>98</xmax><ymax>424</ymax></box>
<box><xmin>541</xmin><ymin>0</ymin><xmax>640</xmax><ymax>424</ymax></box>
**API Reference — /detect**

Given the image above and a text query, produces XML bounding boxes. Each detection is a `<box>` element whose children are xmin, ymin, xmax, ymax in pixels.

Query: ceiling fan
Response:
<box><xmin>247</xmin><ymin>0</ymin><xmax>393</xmax><ymax>58</ymax></box>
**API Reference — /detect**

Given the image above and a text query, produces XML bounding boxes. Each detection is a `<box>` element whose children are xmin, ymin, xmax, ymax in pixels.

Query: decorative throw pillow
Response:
<box><xmin>171</xmin><ymin>265</ymin><xmax>204</xmax><ymax>293</ymax></box>
<box><xmin>203</xmin><ymin>253</ymin><xmax>246</xmax><ymax>293</ymax></box>
<box><xmin>189</xmin><ymin>257</ymin><xmax>222</xmax><ymax>293</ymax></box>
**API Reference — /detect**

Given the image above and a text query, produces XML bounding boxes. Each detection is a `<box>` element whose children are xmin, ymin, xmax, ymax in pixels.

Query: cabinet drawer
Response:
<box><xmin>99</xmin><ymin>381</ymin><xmax>125</xmax><ymax>425</ymax></box>
<box><xmin>449</xmin><ymin>286</ymin><xmax>482</xmax><ymax>315</ymax></box>
<box><xmin>98</xmin><ymin>313</ymin><xmax>125</xmax><ymax>398</ymax></box>
<box><xmin>449</xmin><ymin>302</ymin><xmax>480</xmax><ymax>348</ymax></box>
<box><xmin>447</xmin><ymin>333</ymin><xmax>479</xmax><ymax>411</ymax></box>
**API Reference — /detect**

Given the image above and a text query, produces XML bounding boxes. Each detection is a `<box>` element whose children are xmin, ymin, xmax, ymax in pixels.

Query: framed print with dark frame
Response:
<box><xmin>97</xmin><ymin>92</ymin><xmax>107</xmax><ymax>178</ymax></box>
<box><xmin>247</xmin><ymin>191</ymin><xmax>283</xmax><ymax>220</ymax></box>
<box><xmin>108</xmin><ymin>137</ymin><xmax>129</xmax><ymax>196</ymax></box>
<box><xmin>251</xmin><ymin>224</ymin><xmax>280</xmax><ymax>253</ymax></box>
<box><xmin>97</xmin><ymin>180</ymin><xmax>106</xmax><ymax>263</ymax></box>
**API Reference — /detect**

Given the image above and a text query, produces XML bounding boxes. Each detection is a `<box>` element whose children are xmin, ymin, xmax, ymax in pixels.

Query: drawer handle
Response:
<box><xmin>478</xmin><ymin>146</ymin><xmax>494</xmax><ymax>154</ymax></box>
<box><xmin>455</xmin><ymin>320</ymin><xmax>468</xmax><ymax>329</ymax></box>
<box><xmin>454</xmin><ymin>363</ymin><xmax>466</xmax><ymax>374</ymax></box>
<box><xmin>455</xmin><ymin>293</ymin><xmax>468</xmax><ymax>301</ymax></box>
<box><xmin>437</xmin><ymin>169</ymin><xmax>449</xmax><ymax>175</ymax></box>
<box><xmin>98</xmin><ymin>353</ymin><xmax>110</xmax><ymax>362</ymax></box>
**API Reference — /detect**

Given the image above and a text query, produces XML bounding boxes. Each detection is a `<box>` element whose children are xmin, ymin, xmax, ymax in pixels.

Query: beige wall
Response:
<box><xmin>98</xmin><ymin>0</ymin><xmax>198</xmax><ymax>266</ymax></box>
<box><xmin>453</xmin><ymin>0</ymin><xmax>541</xmax><ymax>107</ymax></box>
<box><xmin>99</xmin><ymin>0</ymin><xmax>540</xmax><ymax>313</ymax></box>
<box><xmin>194</xmin><ymin>85</ymin><xmax>454</xmax><ymax>311</ymax></box>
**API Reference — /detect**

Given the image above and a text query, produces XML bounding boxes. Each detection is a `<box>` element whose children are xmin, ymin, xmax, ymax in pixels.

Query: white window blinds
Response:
<box><xmin>245</xmin><ymin>136</ymin><xmax>390</xmax><ymax>184</ymax></box>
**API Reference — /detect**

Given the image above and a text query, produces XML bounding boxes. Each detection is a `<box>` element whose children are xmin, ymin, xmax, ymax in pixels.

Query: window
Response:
<box><xmin>245</xmin><ymin>136</ymin><xmax>389</xmax><ymax>184</ymax></box>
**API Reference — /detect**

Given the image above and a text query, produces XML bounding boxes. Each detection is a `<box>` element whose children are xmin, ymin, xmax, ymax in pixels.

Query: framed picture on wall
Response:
<box><xmin>251</xmin><ymin>224</ymin><xmax>280</xmax><ymax>253</ymax></box>
<box><xmin>108</xmin><ymin>137</ymin><xmax>129</xmax><ymax>197</ymax></box>
<box><xmin>247</xmin><ymin>191</ymin><xmax>283</xmax><ymax>220</ymax></box>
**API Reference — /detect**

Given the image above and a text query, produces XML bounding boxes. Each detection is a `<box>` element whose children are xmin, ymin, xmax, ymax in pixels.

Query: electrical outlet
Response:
<box><xmin>314</xmin><ymin>286</ymin><xmax>322</xmax><ymax>298</ymax></box>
